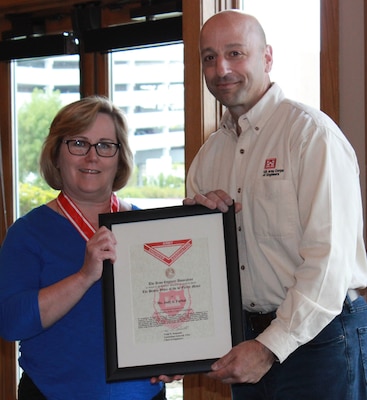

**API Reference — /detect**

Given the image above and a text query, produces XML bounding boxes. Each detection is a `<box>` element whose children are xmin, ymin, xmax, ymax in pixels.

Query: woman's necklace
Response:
<box><xmin>56</xmin><ymin>191</ymin><xmax>119</xmax><ymax>241</ymax></box>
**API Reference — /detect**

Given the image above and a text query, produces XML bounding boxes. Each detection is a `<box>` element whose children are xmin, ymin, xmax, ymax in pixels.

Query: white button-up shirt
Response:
<box><xmin>186</xmin><ymin>83</ymin><xmax>367</xmax><ymax>362</ymax></box>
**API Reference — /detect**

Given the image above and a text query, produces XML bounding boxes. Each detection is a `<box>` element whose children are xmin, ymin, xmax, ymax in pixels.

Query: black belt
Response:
<box><xmin>244</xmin><ymin>291</ymin><xmax>360</xmax><ymax>336</ymax></box>
<box><xmin>244</xmin><ymin>310</ymin><xmax>276</xmax><ymax>334</ymax></box>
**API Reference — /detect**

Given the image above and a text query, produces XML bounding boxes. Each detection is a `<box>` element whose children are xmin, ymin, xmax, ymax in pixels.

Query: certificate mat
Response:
<box><xmin>99</xmin><ymin>204</ymin><xmax>243</xmax><ymax>381</ymax></box>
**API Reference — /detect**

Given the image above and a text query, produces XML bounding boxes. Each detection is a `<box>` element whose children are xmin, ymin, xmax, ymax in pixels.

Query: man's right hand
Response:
<box><xmin>183</xmin><ymin>189</ymin><xmax>242</xmax><ymax>213</ymax></box>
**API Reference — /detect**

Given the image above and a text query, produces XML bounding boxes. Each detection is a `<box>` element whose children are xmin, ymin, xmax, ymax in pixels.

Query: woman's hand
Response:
<box><xmin>79</xmin><ymin>226</ymin><xmax>117</xmax><ymax>285</ymax></box>
<box><xmin>39</xmin><ymin>226</ymin><xmax>117</xmax><ymax>329</ymax></box>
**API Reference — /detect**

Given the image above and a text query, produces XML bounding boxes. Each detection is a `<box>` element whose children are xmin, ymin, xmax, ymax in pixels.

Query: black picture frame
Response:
<box><xmin>99</xmin><ymin>204</ymin><xmax>243</xmax><ymax>382</ymax></box>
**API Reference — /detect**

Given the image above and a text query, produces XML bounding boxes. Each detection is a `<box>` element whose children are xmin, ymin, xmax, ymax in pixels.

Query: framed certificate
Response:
<box><xmin>99</xmin><ymin>204</ymin><xmax>243</xmax><ymax>382</ymax></box>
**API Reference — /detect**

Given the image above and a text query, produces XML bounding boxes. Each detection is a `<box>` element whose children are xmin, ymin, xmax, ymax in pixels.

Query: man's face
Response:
<box><xmin>200</xmin><ymin>15</ymin><xmax>272</xmax><ymax>115</ymax></box>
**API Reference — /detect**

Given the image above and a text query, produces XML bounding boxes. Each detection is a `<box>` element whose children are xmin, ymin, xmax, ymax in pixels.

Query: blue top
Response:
<box><xmin>0</xmin><ymin>205</ymin><xmax>163</xmax><ymax>400</ymax></box>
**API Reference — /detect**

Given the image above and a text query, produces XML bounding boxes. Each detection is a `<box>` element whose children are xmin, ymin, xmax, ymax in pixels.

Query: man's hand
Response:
<box><xmin>183</xmin><ymin>190</ymin><xmax>242</xmax><ymax>213</ymax></box>
<box><xmin>207</xmin><ymin>340</ymin><xmax>276</xmax><ymax>384</ymax></box>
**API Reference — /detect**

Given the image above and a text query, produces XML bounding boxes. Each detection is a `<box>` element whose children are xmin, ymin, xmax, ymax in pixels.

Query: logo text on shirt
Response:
<box><xmin>263</xmin><ymin>158</ymin><xmax>284</xmax><ymax>177</ymax></box>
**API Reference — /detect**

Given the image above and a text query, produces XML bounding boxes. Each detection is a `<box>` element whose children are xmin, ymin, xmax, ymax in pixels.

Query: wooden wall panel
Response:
<box><xmin>0</xmin><ymin>0</ymin><xmax>104</xmax><ymax>13</ymax></box>
<box><xmin>0</xmin><ymin>59</ymin><xmax>16</xmax><ymax>400</ymax></box>
<box><xmin>320</xmin><ymin>0</ymin><xmax>339</xmax><ymax>124</ymax></box>
<box><xmin>183</xmin><ymin>0</ymin><xmax>239</xmax><ymax>177</ymax></box>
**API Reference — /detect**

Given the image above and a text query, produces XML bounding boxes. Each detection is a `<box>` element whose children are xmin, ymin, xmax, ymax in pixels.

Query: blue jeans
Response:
<box><xmin>232</xmin><ymin>296</ymin><xmax>367</xmax><ymax>400</ymax></box>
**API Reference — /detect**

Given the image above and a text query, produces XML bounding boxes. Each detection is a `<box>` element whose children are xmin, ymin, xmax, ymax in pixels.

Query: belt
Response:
<box><xmin>244</xmin><ymin>310</ymin><xmax>276</xmax><ymax>334</ymax></box>
<box><xmin>245</xmin><ymin>290</ymin><xmax>360</xmax><ymax>335</ymax></box>
<box><xmin>347</xmin><ymin>288</ymin><xmax>359</xmax><ymax>302</ymax></box>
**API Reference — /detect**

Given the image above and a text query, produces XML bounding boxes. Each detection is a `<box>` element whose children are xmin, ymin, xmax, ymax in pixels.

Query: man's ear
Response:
<box><xmin>264</xmin><ymin>44</ymin><xmax>273</xmax><ymax>73</ymax></box>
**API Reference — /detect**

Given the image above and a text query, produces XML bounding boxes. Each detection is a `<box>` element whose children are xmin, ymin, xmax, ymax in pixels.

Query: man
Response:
<box><xmin>184</xmin><ymin>10</ymin><xmax>367</xmax><ymax>399</ymax></box>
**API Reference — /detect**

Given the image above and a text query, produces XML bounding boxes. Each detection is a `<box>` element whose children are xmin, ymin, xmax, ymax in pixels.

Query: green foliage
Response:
<box><xmin>143</xmin><ymin>172</ymin><xmax>183</xmax><ymax>188</ymax></box>
<box><xmin>19</xmin><ymin>182</ymin><xmax>57</xmax><ymax>216</ymax></box>
<box><xmin>17</xmin><ymin>89</ymin><xmax>63</xmax><ymax>182</ymax></box>
<box><xmin>118</xmin><ymin>184</ymin><xmax>184</xmax><ymax>199</ymax></box>
<box><xmin>119</xmin><ymin>165</ymin><xmax>185</xmax><ymax>199</ymax></box>
<box><xmin>120</xmin><ymin>168</ymin><xmax>185</xmax><ymax>199</ymax></box>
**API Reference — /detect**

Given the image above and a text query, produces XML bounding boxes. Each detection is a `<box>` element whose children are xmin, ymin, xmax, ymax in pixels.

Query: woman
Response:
<box><xmin>0</xmin><ymin>96</ymin><xmax>166</xmax><ymax>399</ymax></box>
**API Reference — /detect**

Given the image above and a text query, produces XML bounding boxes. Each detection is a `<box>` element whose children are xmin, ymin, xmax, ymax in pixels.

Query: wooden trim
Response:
<box><xmin>0</xmin><ymin>340</ymin><xmax>16</xmax><ymax>400</ymax></box>
<box><xmin>0</xmin><ymin>1</ymin><xmax>140</xmax><ymax>41</ymax></box>
<box><xmin>182</xmin><ymin>0</ymin><xmax>205</xmax><ymax>178</ymax></box>
<box><xmin>79</xmin><ymin>51</ymin><xmax>109</xmax><ymax>98</ymax></box>
<box><xmin>364</xmin><ymin>0</ymin><xmax>367</xmax><ymax>303</ymax></box>
<box><xmin>0</xmin><ymin>0</ymin><xmax>138</xmax><ymax>15</ymax></box>
<box><xmin>183</xmin><ymin>0</ymin><xmax>239</xmax><ymax>178</ymax></box>
<box><xmin>365</xmin><ymin>0</ymin><xmax>367</xmax><ymax>150</ymax></box>
<box><xmin>0</xmin><ymin>60</ymin><xmax>16</xmax><ymax>400</ymax></box>
<box><xmin>320</xmin><ymin>0</ymin><xmax>339</xmax><ymax>124</ymax></box>
<box><xmin>0</xmin><ymin>62</ymin><xmax>12</xmax><ymax>237</ymax></box>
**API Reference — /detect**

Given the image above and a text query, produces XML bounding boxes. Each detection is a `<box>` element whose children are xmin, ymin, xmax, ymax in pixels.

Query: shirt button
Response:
<box><xmin>240</xmin><ymin>265</ymin><xmax>245</xmax><ymax>270</ymax></box>
<box><xmin>250</xmin><ymin>302</ymin><xmax>255</xmax><ymax>307</ymax></box>
<box><xmin>237</xmin><ymin>187</ymin><xmax>241</xmax><ymax>193</ymax></box>
<box><xmin>238</xmin><ymin>226</ymin><xmax>242</xmax><ymax>232</ymax></box>
<box><xmin>240</xmin><ymin>148</ymin><xmax>245</xmax><ymax>154</ymax></box>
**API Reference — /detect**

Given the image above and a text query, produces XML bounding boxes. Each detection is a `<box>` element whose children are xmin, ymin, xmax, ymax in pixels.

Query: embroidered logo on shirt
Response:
<box><xmin>263</xmin><ymin>157</ymin><xmax>284</xmax><ymax>177</ymax></box>
<box><xmin>264</xmin><ymin>158</ymin><xmax>276</xmax><ymax>169</ymax></box>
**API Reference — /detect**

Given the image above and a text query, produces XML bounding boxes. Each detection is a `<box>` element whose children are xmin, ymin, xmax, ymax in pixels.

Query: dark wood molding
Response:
<box><xmin>0</xmin><ymin>57</ymin><xmax>17</xmax><ymax>400</ymax></box>
<box><xmin>320</xmin><ymin>0</ymin><xmax>339</xmax><ymax>124</ymax></box>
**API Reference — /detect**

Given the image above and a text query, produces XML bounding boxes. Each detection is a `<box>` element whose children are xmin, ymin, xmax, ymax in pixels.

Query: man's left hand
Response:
<box><xmin>207</xmin><ymin>340</ymin><xmax>276</xmax><ymax>384</ymax></box>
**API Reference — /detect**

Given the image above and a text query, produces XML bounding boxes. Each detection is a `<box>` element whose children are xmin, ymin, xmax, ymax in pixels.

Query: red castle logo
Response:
<box><xmin>264</xmin><ymin>158</ymin><xmax>276</xmax><ymax>169</ymax></box>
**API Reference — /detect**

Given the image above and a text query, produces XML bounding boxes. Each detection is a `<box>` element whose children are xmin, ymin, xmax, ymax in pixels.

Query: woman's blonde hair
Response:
<box><xmin>40</xmin><ymin>95</ymin><xmax>133</xmax><ymax>191</ymax></box>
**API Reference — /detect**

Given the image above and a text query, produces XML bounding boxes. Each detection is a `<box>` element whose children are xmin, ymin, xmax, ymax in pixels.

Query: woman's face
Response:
<box><xmin>57</xmin><ymin>113</ymin><xmax>120</xmax><ymax>203</ymax></box>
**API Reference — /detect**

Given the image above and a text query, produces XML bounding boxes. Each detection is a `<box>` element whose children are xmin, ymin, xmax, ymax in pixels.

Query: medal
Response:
<box><xmin>57</xmin><ymin>191</ymin><xmax>119</xmax><ymax>240</ymax></box>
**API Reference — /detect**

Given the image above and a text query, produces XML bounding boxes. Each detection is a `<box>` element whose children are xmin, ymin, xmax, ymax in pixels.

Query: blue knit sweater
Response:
<box><xmin>0</xmin><ymin>205</ymin><xmax>163</xmax><ymax>399</ymax></box>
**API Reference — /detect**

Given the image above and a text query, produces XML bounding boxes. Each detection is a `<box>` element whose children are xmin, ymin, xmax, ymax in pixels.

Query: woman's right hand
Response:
<box><xmin>39</xmin><ymin>226</ymin><xmax>117</xmax><ymax>329</ymax></box>
<box><xmin>80</xmin><ymin>226</ymin><xmax>117</xmax><ymax>285</ymax></box>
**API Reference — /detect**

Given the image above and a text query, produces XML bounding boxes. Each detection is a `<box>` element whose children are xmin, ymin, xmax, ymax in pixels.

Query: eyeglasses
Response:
<box><xmin>63</xmin><ymin>139</ymin><xmax>121</xmax><ymax>158</ymax></box>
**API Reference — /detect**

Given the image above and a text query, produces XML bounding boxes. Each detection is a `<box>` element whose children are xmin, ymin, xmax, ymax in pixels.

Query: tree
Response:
<box><xmin>19</xmin><ymin>182</ymin><xmax>57</xmax><ymax>216</ymax></box>
<box><xmin>17</xmin><ymin>89</ymin><xmax>63</xmax><ymax>186</ymax></box>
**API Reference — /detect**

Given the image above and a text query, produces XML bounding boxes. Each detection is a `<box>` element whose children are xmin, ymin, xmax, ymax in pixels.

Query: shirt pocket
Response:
<box><xmin>253</xmin><ymin>179</ymin><xmax>297</xmax><ymax>238</ymax></box>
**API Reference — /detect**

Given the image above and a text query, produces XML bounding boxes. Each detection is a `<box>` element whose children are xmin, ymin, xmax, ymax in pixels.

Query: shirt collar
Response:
<box><xmin>220</xmin><ymin>83</ymin><xmax>285</xmax><ymax>136</ymax></box>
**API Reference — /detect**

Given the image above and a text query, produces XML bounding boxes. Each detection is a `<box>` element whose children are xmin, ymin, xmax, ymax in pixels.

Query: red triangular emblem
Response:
<box><xmin>144</xmin><ymin>239</ymin><xmax>192</xmax><ymax>266</ymax></box>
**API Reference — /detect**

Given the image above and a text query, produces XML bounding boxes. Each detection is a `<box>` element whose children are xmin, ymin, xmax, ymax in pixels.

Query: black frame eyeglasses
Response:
<box><xmin>63</xmin><ymin>139</ymin><xmax>121</xmax><ymax>158</ymax></box>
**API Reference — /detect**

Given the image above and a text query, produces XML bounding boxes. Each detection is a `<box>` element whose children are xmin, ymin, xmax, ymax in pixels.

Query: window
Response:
<box><xmin>13</xmin><ymin>55</ymin><xmax>81</xmax><ymax>217</ymax></box>
<box><xmin>110</xmin><ymin>43</ymin><xmax>185</xmax><ymax>209</ymax></box>
<box><xmin>241</xmin><ymin>0</ymin><xmax>320</xmax><ymax>108</ymax></box>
